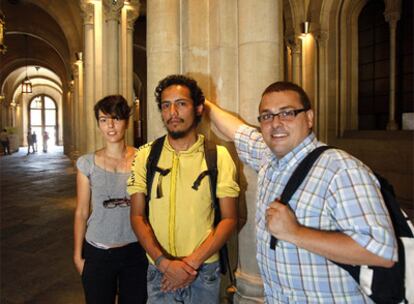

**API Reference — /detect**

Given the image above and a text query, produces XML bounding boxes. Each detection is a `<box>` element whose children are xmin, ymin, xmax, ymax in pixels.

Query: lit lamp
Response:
<box><xmin>21</xmin><ymin>76</ymin><xmax>32</xmax><ymax>93</ymax></box>
<box><xmin>21</xmin><ymin>34</ymin><xmax>32</xmax><ymax>94</ymax></box>
<box><xmin>301</xmin><ymin>21</ymin><xmax>310</xmax><ymax>37</ymax></box>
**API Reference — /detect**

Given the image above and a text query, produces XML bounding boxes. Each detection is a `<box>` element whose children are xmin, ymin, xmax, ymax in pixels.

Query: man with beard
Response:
<box><xmin>204</xmin><ymin>81</ymin><xmax>397</xmax><ymax>303</ymax></box>
<box><xmin>127</xmin><ymin>75</ymin><xmax>240</xmax><ymax>304</ymax></box>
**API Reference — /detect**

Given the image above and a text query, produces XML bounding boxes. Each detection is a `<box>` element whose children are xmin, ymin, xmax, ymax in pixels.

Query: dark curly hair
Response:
<box><xmin>154</xmin><ymin>74</ymin><xmax>205</xmax><ymax>125</ymax></box>
<box><xmin>94</xmin><ymin>95</ymin><xmax>131</xmax><ymax>122</ymax></box>
<box><xmin>261</xmin><ymin>81</ymin><xmax>312</xmax><ymax>110</ymax></box>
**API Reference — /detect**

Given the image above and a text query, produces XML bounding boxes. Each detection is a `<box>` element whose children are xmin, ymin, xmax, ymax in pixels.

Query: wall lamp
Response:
<box><xmin>301</xmin><ymin>21</ymin><xmax>310</xmax><ymax>36</ymax></box>
<box><xmin>75</xmin><ymin>51</ymin><xmax>83</xmax><ymax>61</ymax></box>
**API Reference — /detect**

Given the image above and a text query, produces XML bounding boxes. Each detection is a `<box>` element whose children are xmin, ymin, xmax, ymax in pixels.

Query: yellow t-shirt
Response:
<box><xmin>127</xmin><ymin>135</ymin><xmax>240</xmax><ymax>263</ymax></box>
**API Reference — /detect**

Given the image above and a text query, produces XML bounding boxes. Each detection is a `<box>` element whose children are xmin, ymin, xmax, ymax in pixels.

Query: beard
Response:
<box><xmin>165</xmin><ymin>117</ymin><xmax>198</xmax><ymax>139</ymax></box>
<box><xmin>168</xmin><ymin>129</ymin><xmax>190</xmax><ymax>139</ymax></box>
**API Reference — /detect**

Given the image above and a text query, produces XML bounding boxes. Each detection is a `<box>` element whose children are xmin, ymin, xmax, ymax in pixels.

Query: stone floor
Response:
<box><xmin>0</xmin><ymin>147</ymin><xmax>84</xmax><ymax>303</ymax></box>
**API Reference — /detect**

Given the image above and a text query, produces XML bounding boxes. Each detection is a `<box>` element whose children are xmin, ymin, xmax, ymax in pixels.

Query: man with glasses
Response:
<box><xmin>205</xmin><ymin>81</ymin><xmax>396</xmax><ymax>303</ymax></box>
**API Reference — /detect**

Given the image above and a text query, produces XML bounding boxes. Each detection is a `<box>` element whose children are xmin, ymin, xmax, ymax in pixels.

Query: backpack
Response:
<box><xmin>269</xmin><ymin>146</ymin><xmax>414</xmax><ymax>304</ymax></box>
<box><xmin>146</xmin><ymin>135</ymin><xmax>235</xmax><ymax>282</ymax></box>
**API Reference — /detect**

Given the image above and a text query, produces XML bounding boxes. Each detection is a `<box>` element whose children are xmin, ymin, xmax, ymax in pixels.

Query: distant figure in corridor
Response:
<box><xmin>32</xmin><ymin>131</ymin><xmax>37</xmax><ymax>153</ymax></box>
<box><xmin>42</xmin><ymin>131</ymin><xmax>49</xmax><ymax>153</ymax></box>
<box><xmin>27</xmin><ymin>130</ymin><xmax>35</xmax><ymax>155</ymax></box>
<box><xmin>73</xmin><ymin>95</ymin><xmax>148</xmax><ymax>304</ymax></box>
<box><xmin>0</xmin><ymin>129</ymin><xmax>11</xmax><ymax>155</ymax></box>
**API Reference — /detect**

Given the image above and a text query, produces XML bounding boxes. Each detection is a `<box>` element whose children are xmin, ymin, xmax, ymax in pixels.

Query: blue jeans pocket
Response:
<box><xmin>147</xmin><ymin>265</ymin><xmax>159</xmax><ymax>283</ymax></box>
<box><xmin>200</xmin><ymin>263</ymin><xmax>220</xmax><ymax>285</ymax></box>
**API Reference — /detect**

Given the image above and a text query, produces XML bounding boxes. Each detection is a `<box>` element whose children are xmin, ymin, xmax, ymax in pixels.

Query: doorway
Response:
<box><xmin>29</xmin><ymin>95</ymin><xmax>58</xmax><ymax>150</ymax></box>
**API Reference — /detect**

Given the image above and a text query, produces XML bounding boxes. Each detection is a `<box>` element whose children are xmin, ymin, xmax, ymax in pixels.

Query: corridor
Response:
<box><xmin>0</xmin><ymin>148</ymin><xmax>84</xmax><ymax>303</ymax></box>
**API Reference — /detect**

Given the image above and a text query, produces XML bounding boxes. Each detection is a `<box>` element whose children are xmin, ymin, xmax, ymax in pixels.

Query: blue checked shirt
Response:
<box><xmin>234</xmin><ymin>125</ymin><xmax>397</xmax><ymax>304</ymax></box>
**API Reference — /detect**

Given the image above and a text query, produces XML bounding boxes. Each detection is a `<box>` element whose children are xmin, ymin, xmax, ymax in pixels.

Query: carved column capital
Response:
<box><xmin>314</xmin><ymin>30</ymin><xmax>329</xmax><ymax>47</ymax></box>
<box><xmin>80</xmin><ymin>1</ymin><xmax>94</xmax><ymax>25</ymax></box>
<box><xmin>126</xmin><ymin>4</ymin><xmax>140</xmax><ymax>30</ymax></box>
<box><xmin>384</xmin><ymin>12</ymin><xmax>400</xmax><ymax>28</ymax></box>
<box><xmin>384</xmin><ymin>0</ymin><xmax>401</xmax><ymax>26</ymax></box>
<box><xmin>103</xmin><ymin>0</ymin><xmax>124</xmax><ymax>22</ymax></box>
<box><xmin>72</xmin><ymin>63</ymin><xmax>80</xmax><ymax>77</ymax></box>
<box><xmin>285</xmin><ymin>35</ymin><xmax>301</xmax><ymax>54</ymax></box>
<box><xmin>68</xmin><ymin>81</ymin><xmax>75</xmax><ymax>93</ymax></box>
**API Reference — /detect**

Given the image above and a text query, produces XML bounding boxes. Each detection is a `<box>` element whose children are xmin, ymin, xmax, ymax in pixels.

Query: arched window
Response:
<box><xmin>358</xmin><ymin>0</ymin><xmax>413</xmax><ymax>130</ymax></box>
<box><xmin>358</xmin><ymin>0</ymin><xmax>389</xmax><ymax>130</ymax></box>
<box><xmin>29</xmin><ymin>95</ymin><xmax>57</xmax><ymax>147</ymax></box>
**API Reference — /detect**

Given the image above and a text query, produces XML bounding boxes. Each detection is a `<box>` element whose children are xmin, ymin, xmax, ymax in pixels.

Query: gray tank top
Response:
<box><xmin>76</xmin><ymin>153</ymin><xmax>137</xmax><ymax>246</ymax></box>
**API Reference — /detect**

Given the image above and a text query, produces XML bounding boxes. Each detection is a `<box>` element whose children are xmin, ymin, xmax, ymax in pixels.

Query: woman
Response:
<box><xmin>73</xmin><ymin>95</ymin><xmax>147</xmax><ymax>304</ymax></box>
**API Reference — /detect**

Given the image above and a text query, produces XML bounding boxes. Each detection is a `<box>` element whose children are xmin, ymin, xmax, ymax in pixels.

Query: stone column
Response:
<box><xmin>384</xmin><ymin>0</ymin><xmax>401</xmax><ymax>130</ymax></box>
<box><xmin>181</xmin><ymin>0</ymin><xmax>209</xmax><ymax>84</ymax></box>
<box><xmin>10</xmin><ymin>102</ymin><xmax>16</xmax><ymax>128</ymax></box>
<box><xmin>236</xmin><ymin>1</ymin><xmax>283</xmax><ymax>303</ymax></box>
<box><xmin>286</xmin><ymin>36</ymin><xmax>302</xmax><ymax>85</ymax></box>
<box><xmin>121</xmin><ymin>1</ymin><xmax>140</xmax><ymax>146</ymax></box>
<box><xmin>80</xmin><ymin>1</ymin><xmax>97</xmax><ymax>153</ymax></box>
<box><xmin>72</xmin><ymin>57</ymin><xmax>84</xmax><ymax>157</ymax></box>
<box><xmin>94</xmin><ymin>2</ymin><xmax>104</xmax><ymax>149</ymax></box>
<box><xmin>146</xmin><ymin>0</ymin><xmax>181</xmax><ymax>140</ymax></box>
<box><xmin>103</xmin><ymin>0</ymin><xmax>123</xmax><ymax>95</ymax></box>
<box><xmin>314</xmin><ymin>30</ymin><xmax>329</xmax><ymax>142</ymax></box>
<box><xmin>208</xmin><ymin>0</ymin><xmax>238</xmax><ymax>126</ymax></box>
<box><xmin>68</xmin><ymin>78</ymin><xmax>75</xmax><ymax>158</ymax></box>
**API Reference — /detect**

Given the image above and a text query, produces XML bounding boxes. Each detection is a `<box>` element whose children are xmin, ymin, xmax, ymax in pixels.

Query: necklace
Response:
<box><xmin>102</xmin><ymin>146</ymin><xmax>129</xmax><ymax>203</ymax></box>
<box><xmin>104</xmin><ymin>145</ymin><xmax>127</xmax><ymax>173</ymax></box>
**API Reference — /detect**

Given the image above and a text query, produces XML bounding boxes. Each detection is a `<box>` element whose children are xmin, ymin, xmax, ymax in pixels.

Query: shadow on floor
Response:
<box><xmin>1</xmin><ymin>147</ymin><xmax>84</xmax><ymax>303</ymax></box>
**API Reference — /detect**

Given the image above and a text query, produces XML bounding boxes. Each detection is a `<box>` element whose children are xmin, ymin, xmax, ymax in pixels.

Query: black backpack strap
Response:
<box><xmin>270</xmin><ymin>145</ymin><xmax>333</xmax><ymax>249</ymax></box>
<box><xmin>145</xmin><ymin>135</ymin><xmax>166</xmax><ymax>216</ymax></box>
<box><xmin>203</xmin><ymin>139</ymin><xmax>219</xmax><ymax>221</ymax></box>
<box><xmin>204</xmin><ymin>140</ymin><xmax>235</xmax><ymax>283</ymax></box>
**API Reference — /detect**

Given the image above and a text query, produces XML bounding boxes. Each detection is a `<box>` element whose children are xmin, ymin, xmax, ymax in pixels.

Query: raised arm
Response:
<box><xmin>204</xmin><ymin>99</ymin><xmax>244</xmax><ymax>141</ymax></box>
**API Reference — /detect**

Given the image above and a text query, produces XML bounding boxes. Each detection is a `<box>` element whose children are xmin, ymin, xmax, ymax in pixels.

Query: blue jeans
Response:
<box><xmin>147</xmin><ymin>261</ymin><xmax>221</xmax><ymax>304</ymax></box>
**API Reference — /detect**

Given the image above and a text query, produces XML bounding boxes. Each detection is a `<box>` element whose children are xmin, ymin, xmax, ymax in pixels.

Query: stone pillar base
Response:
<box><xmin>234</xmin><ymin>271</ymin><xmax>264</xmax><ymax>304</ymax></box>
<box><xmin>386</xmin><ymin>120</ymin><xmax>398</xmax><ymax>130</ymax></box>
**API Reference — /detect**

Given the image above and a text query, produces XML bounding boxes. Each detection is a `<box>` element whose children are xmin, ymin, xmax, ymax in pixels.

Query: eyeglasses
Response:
<box><xmin>257</xmin><ymin>108</ymin><xmax>308</xmax><ymax>123</ymax></box>
<box><xmin>103</xmin><ymin>197</ymin><xmax>131</xmax><ymax>208</ymax></box>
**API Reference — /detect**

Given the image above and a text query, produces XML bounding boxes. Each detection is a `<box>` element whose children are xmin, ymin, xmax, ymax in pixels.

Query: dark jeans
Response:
<box><xmin>82</xmin><ymin>241</ymin><xmax>148</xmax><ymax>304</ymax></box>
<box><xmin>1</xmin><ymin>141</ymin><xmax>10</xmax><ymax>155</ymax></box>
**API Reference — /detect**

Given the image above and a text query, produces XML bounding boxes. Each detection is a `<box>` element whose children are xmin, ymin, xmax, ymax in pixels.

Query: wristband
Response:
<box><xmin>154</xmin><ymin>254</ymin><xmax>166</xmax><ymax>267</ymax></box>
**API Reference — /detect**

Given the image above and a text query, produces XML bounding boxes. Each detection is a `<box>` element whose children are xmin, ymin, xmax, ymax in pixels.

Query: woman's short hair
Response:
<box><xmin>94</xmin><ymin>95</ymin><xmax>131</xmax><ymax>121</ymax></box>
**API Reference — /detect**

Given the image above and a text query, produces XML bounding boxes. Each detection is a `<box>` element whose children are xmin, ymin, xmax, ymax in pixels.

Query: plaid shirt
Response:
<box><xmin>235</xmin><ymin>125</ymin><xmax>397</xmax><ymax>304</ymax></box>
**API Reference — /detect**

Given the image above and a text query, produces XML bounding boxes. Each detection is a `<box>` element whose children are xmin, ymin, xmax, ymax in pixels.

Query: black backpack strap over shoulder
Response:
<box><xmin>203</xmin><ymin>139</ymin><xmax>219</xmax><ymax>217</ymax></box>
<box><xmin>203</xmin><ymin>140</ymin><xmax>233</xmax><ymax>281</ymax></box>
<box><xmin>145</xmin><ymin>135</ymin><xmax>166</xmax><ymax>215</ymax></box>
<box><xmin>270</xmin><ymin>145</ymin><xmax>333</xmax><ymax>249</ymax></box>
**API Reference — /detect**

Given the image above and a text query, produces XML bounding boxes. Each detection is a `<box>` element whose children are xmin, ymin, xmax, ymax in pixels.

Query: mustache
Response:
<box><xmin>271</xmin><ymin>126</ymin><xmax>287</xmax><ymax>133</ymax></box>
<box><xmin>167</xmin><ymin>118</ymin><xmax>184</xmax><ymax>124</ymax></box>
